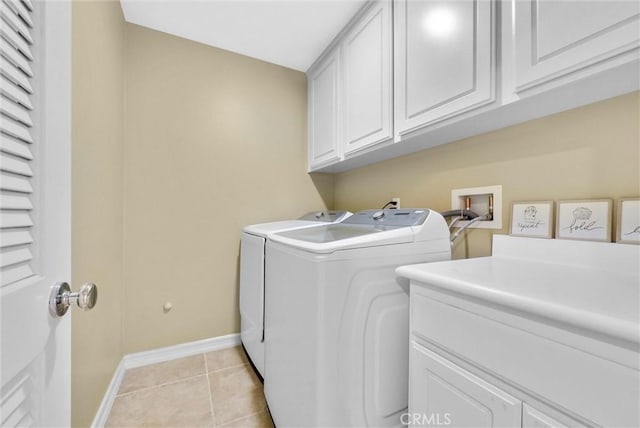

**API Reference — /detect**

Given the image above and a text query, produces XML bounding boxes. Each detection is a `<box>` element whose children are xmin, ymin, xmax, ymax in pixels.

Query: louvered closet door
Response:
<box><xmin>1</xmin><ymin>0</ymin><xmax>35</xmax><ymax>287</ymax></box>
<box><xmin>0</xmin><ymin>1</ymin><xmax>72</xmax><ymax>427</ymax></box>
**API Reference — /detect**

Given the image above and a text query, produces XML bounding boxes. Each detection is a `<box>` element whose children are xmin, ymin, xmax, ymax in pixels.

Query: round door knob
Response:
<box><xmin>373</xmin><ymin>210</ymin><xmax>386</xmax><ymax>220</ymax></box>
<box><xmin>77</xmin><ymin>283</ymin><xmax>98</xmax><ymax>311</ymax></box>
<box><xmin>49</xmin><ymin>282</ymin><xmax>99</xmax><ymax>317</ymax></box>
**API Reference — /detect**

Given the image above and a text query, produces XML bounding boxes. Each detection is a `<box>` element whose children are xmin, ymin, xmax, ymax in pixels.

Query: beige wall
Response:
<box><xmin>71</xmin><ymin>12</ymin><xmax>331</xmax><ymax>423</ymax></box>
<box><xmin>122</xmin><ymin>24</ymin><xmax>333</xmax><ymax>353</ymax></box>
<box><xmin>71</xmin><ymin>1</ymin><xmax>125</xmax><ymax>426</ymax></box>
<box><xmin>334</xmin><ymin>92</ymin><xmax>640</xmax><ymax>259</ymax></box>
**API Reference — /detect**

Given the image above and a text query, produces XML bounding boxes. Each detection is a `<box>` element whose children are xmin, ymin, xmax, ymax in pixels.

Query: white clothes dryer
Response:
<box><xmin>239</xmin><ymin>211</ymin><xmax>351</xmax><ymax>377</ymax></box>
<box><xmin>263</xmin><ymin>209</ymin><xmax>451</xmax><ymax>427</ymax></box>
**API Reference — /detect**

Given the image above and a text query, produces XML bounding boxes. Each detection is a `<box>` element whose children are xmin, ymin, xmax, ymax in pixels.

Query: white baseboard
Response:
<box><xmin>91</xmin><ymin>333</ymin><xmax>241</xmax><ymax>427</ymax></box>
<box><xmin>90</xmin><ymin>359</ymin><xmax>126</xmax><ymax>428</ymax></box>
<box><xmin>122</xmin><ymin>333</ymin><xmax>241</xmax><ymax>369</ymax></box>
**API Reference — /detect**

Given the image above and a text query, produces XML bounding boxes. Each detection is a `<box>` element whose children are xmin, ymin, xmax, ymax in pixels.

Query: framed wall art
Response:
<box><xmin>510</xmin><ymin>201</ymin><xmax>554</xmax><ymax>238</ymax></box>
<box><xmin>556</xmin><ymin>199</ymin><xmax>612</xmax><ymax>242</ymax></box>
<box><xmin>616</xmin><ymin>198</ymin><xmax>640</xmax><ymax>244</ymax></box>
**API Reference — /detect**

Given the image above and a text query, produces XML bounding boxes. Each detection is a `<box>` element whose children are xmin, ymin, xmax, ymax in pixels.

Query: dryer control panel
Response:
<box><xmin>342</xmin><ymin>209</ymin><xmax>431</xmax><ymax>227</ymax></box>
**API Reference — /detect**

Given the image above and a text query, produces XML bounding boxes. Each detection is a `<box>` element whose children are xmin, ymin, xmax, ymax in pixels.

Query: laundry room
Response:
<box><xmin>0</xmin><ymin>0</ymin><xmax>638</xmax><ymax>427</ymax></box>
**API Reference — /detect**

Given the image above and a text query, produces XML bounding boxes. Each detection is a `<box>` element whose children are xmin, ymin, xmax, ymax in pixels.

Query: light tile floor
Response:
<box><xmin>105</xmin><ymin>347</ymin><xmax>273</xmax><ymax>427</ymax></box>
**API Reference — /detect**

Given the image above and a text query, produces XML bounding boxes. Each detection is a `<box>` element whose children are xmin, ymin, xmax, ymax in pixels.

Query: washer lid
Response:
<box><xmin>243</xmin><ymin>220</ymin><xmax>323</xmax><ymax>238</ymax></box>
<box><xmin>268</xmin><ymin>208</ymin><xmax>451</xmax><ymax>253</ymax></box>
<box><xmin>243</xmin><ymin>211</ymin><xmax>352</xmax><ymax>238</ymax></box>
<box><xmin>276</xmin><ymin>224</ymin><xmax>401</xmax><ymax>243</ymax></box>
<box><xmin>269</xmin><ymin>223</ymin><xmax>416</xmax><ymax>253</ymax></box>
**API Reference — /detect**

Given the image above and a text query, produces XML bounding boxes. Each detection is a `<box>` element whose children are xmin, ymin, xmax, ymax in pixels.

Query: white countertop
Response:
<box><xmin>396</xmin><ymin>235</ymin><xmax>640</xmax><ymax>344</ymax></box>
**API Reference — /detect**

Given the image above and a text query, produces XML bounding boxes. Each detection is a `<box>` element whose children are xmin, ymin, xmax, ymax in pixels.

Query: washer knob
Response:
<box><xmin>373</xmin><ymin>210</ymin><xmax>385</xmax><ymax>220</ymax></box>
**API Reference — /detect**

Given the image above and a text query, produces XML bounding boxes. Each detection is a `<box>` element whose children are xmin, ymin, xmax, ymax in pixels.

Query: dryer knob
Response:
<box><xmin>373</xmin><ymin>210</ymin><xmax>385</xmax><ymax>220</ymax></box>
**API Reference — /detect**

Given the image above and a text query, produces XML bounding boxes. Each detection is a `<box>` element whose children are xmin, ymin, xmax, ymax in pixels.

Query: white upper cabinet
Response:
<box><xmin>308</xmin><ymin>0</ymin><xmax>392</xmax><ymax>170</ymax></box>
<box><xmin>307</xmin><ymin>0</ymin><xmax>639</xmax><ymax>172</ymax></box>
<box><xmin>308</xmin><ymin>49</ymin><xmax>341</xmax><ymax>169</ymax></box>
<box><xmin>343</xmin><ymin>0</ymin><xmax>393</xmax><ymax>156</ymax></box>
<box><xmin>395</xmin><ymin>0</ymin><xmax>495</xmax><ymax>136</ymax></box>
<box><xmin>512</xmin><ymin>0</ymin><xmax>640</xmax><ymax>94</ymax></box>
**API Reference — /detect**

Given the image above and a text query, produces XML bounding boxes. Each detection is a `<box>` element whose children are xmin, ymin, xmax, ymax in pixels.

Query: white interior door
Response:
<box><xmin>1</xmin><ymin>1</ymin><xmax>72</xmax><ymax>426</ymax></box>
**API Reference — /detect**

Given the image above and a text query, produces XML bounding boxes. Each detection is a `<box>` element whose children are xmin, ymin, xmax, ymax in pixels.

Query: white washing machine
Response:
<box><xmin>239</xmin><ymin>211</ymin><xmax>352</xmax><ymax>378</ymax></box>
<box><xmin>264</xmin><ymin>209</ymin><xmax>451</xmax><ymax>427</ymax></box>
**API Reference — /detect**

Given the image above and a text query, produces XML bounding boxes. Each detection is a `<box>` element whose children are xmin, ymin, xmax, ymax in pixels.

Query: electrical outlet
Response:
<box><xmin>391</xmin><ymin>197</ymin><xmax>400</xmax><ymax>209</ymax></box>
<box><xmin>451</xmin><ymin>185</ymin><xmax>502</xmax><ymax>229</ymax></box>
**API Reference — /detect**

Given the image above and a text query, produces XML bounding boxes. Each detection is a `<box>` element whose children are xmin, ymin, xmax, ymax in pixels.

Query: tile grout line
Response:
<box><xmin>204</xmin><ymin>353</ymin><xmax>217</xmax><ymax>427</ymax></box>
<box><xmin>214</xmin><ymin>366</ymin><xmax>269</xmax><ymax>426</ymax></box>
<box><xmin>115</xmin><ymin>372</ymin><xmax>207</xmax><ymax>398</ymax></box>
<box><xmin>206</xmin><ymin>362</ymin><xmax>248</xmax><ymax>375</ymax></box>
<box><xmin>115</xmin><ymin>352</ymin><xmax>245</xmax><ymax>399</ymax></box>
<box><xmin>219</xmin><ymin>409</ymin><xmax>268</xmax><ymax>427</ymax></box>
<box><xmin>113</xmin><ymin>348</ymin><xmax>261</xmax><ymax>427</ymax></box>
<box><xmin>205</xmin><ymin>349</ymin><xmax>269</xmax><ymax>427</ymax></box>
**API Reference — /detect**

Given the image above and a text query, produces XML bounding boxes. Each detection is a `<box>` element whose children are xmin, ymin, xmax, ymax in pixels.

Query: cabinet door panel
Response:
<box><xmin>343</xmin><ymin>0</ymin><xmax>392</xmax><ymax>155</ymax></box>
<box><xmin>522</xmin><ymin>404</ymin><xmax>569</xmax><ymax>428</ymax></box>
<box><xmin>410</xmin><ymin>342</ymin><xmax>521</xmax><ymax>428</ymax></box>
<box><xmin>514</xmin><ymin>0</ymin><xmax>640</xmax><ymax>92</ymax></box>
<box><xmin>395</xmin><ymin>0</ymin><xmax>495</xmax><ymax>135</ymax></box>
<box><xmin>406</xmin><ymin>1</ymin><xmax>474</xmax><ymax>113</ymax></box>
<box><xmin>308</xmin><ymin>50</ymin><xmax>341</xmax><ymax>169</ymax></box>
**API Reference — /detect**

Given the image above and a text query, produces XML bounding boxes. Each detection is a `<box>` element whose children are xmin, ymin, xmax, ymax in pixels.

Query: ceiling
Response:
<box><xmin>120</xmin><ymin>0</ymin><xmax>368</xmax><ymax>72</ymax></box>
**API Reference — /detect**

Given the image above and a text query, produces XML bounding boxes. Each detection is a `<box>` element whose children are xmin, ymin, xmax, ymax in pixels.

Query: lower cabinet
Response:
<box><xmin>522</xmin><ymin>404</ymin><xmax>568</xmax><ymax>428</ymax></box>
<box><xmin>410</xmin><ymin>342</ymin><xmax>521</xmax><ymax>428</ymax></box>
<box><xmin>405</xmin><ymin>239</ymin><xmax>638</xmax><ymax>428</ymax></box>
<box><xmin>410</xmin><ymin>342</ymin><xmax>582</xmax><ymax>428</ymax></box>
